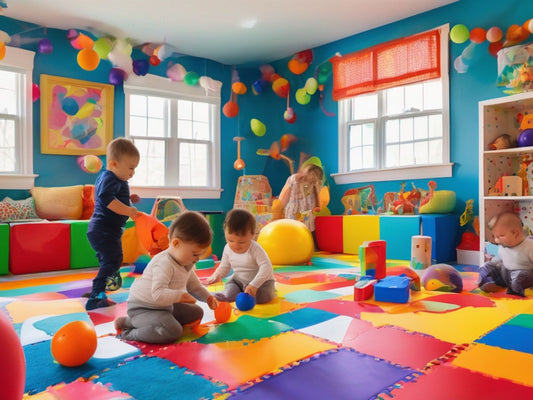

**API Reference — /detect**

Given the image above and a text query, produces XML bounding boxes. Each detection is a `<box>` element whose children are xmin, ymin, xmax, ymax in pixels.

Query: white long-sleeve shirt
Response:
<box><xmin>493</xmin><ymin>238</ymin><xmax>533</xmax><ymax>271</ymax></box>
<box><xmin>128</xmin><ymin>250</ymin><xmax>212</xmax><ymax>308</ymax></box>
<box><xmin>214</xmin><ymin>241</ymin><xmax>275</xmax><ymax>288</ymax></box>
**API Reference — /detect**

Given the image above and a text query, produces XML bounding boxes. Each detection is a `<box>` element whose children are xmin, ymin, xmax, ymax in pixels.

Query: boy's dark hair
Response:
<box><xmin>224</xmin><ymin>208</ymin><xmax>256</xmax><ymax>236</ymax></box>
<box><xmin>168</xmin><ymin>211</ymin><xmax>212</xmax><ymax>246</ymax></box>
<box><xmin>107</xmin><ymin>137</ymin><xmax>140</xmax><ymax>161</ymax></box>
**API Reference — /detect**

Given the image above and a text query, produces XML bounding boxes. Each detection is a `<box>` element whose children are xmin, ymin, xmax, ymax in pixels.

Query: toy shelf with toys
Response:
<box><xmin>479</xmin><ymin>90</ymin><xmax>533</xmax><ymax>265</ymax></box>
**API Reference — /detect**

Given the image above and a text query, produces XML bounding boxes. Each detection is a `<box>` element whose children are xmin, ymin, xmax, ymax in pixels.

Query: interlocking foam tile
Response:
<box><xmin>231</xmin><ymin>348</ymin><xmax>417</xmax><ymax>400</ymax></box>
<box><xmin>274</xmin><ymin>271</ymin><xmax>328</xmax><ymax>285</ymax></box>
<box><xmin>343</xmin><ymin>325</ymin><xmax>455</xmax><ymax>370</ymax></box>
<box><xmin>95</xmin><ymin>356</ymin><xmax>227</xmax><ymax>400</ymax></box>
<box><xmin>44</xmin><ymin>380</ymin><xmax>132</xmax><ymax>400</ymax></box>
<box><xmin>93</xmin><ymin>336</ymin><xmax>141</xmax><ymax>360</ymax></box>
<box><xmin>310</xmin><ymin>280</ymin><xmax>355</xmax><ymax>292</ymax></box>
<box><xmin>361</xmin><ymin>302</ymin><xmax>526</xmax><ymax>343</ymax></box>
<box><xmin>196</xmin><ymin>315</ymin><xmax>292</xmax><ymax>344</ymax></box>
<box><xmin>0</xmin><ymin>272</ymin><xmax>96</xmax><ymax>292</ymax></box>
<box><xmin>342</xmin><ymin>317</ymin><xmax>375</xmax><ymax>342</ymax></box>
<box><xmin>307</xmin><ymin>298</ymin><xmax>384</xmax><ymax>317</ymax></box>
<box><xmin>33</xmin><ymin>312</ymin><xmax>91</xmax><ymax>336</ymax></box>
<box><xmin>16</xmin><ymin>292</ymin><xmax>67</xmax><ymax>301</ymax></box>
<box><xmin>507</xmin><ymin>313</ymin><xmax>533</xmax><ymax>328</ymax></box>
<box><xmin>88</xmin><ymin>302</ymin><xmax>128</xmax><ymax>326</ymax></box>
<box><xmin>19</xmin><ymin>315</ymin><xmax>54</xmax><ymax>345</ymax></box>
<box><xmin>283</xmin><ymin>289</ymin><xmax>342</xmax><ymax>303</ymax></box>
<box><xmin>476</xmin><ymin>324</ymin><xmax>533</xmax><ymax>354</ymax></box>
<box><xmin>143</xmin><ymin>332</ymin><xmax>336</xmax><ymax>390</ymax></box>
<box><xmin>452</xmin><ymin>342</ymin><xmax>533</xmax><ymax>387</ymax></box>
<box><xmin>389</xmin><ymin>364</ymin><xmax>533</xmax><ymax>399</ymax></box>
<box><xmin>270</xmin><ymin>307</ymin><xmax>339</xmax><ymax>329</ymax></box>
<box><xmin>298</xmin><ymin>315</ymin><xmax>354</xmax><ymax>343</ymax></box>
<box><xmin>6</xmin><ymin>299</ymin><xmax>86</xmax><ymax>323</ymax></box>
<box><xmin>419</xmin><ymin>293</ymin><xmax>496</xmax><ymax>309</ymax></box>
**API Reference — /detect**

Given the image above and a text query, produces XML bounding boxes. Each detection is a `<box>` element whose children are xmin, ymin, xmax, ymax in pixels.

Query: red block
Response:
<box><xmin>315</xmin><ymin>216</ymin><xmax>343</xmax><ymax>253</ymax></box>
<box><xmin>9</xmin><ymin>222</ymin><xmax>70</xmax><ymax>274</ymax></box>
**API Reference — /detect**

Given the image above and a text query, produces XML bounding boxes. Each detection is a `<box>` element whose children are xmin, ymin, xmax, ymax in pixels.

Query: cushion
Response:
<box><xmin>80</xmin><ymin>185</ymin><xmax>95</xmax><ymax>220</ymax></box>
<box><xmin>0</xmin><ymin>197</ymin><xmax>39</xmax><ymax>222</ymax></box>
<box><xmin>30</xmin><ymin>185</ymin><xmax>84</xmax><ymax>220</ymax></box>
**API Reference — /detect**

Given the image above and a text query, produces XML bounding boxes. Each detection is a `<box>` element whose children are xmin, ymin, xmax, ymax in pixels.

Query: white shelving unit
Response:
<box><xmin>479</xmin><ymin>91</ymin><xmax>533</xmax><ymax>265</ymax></box>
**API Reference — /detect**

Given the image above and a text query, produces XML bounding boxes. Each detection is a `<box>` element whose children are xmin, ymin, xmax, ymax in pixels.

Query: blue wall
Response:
<box><xmin>1</xmin><ymin>0</ymin><xmax>532</xmax><ymax>217</ymax></box>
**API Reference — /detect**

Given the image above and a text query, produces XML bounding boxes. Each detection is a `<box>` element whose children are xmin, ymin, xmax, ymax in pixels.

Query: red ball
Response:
<box><xmin>214</xmin><ymin>302</ymin><xmax>232</xmax><ymax>323</ymax></box>
<box><xmin>0</xmin><ymin>311</ymin><xmax>25</xmax><ymax>400</ymax></box>
<box><xmin>51</xmin><ymin>321</ymin><xmax>97</xmax><ymax>367</ymax></box>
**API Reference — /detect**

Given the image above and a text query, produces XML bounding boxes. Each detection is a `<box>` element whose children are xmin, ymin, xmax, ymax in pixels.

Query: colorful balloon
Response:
<box><xmin>488</xmin><ymin>41</ymin><xmax>503</xmax><ymax>57</ymax></box>
<box><xmin>32</xmin><ymin>83</ymin><xmax>40</xmax><ymax>102</ymax></box>
<box><xmin>223</xmin><ymin>101</ymin><xmax>239</xmax><ymax>118</ymax></box>
<box><xmin>232</xmin><ymin>82</ymin><xmax>247</xmax><ymax>95</ymax></box>
<box><xmin>305</xmin><ymin>77</ymin><xmax>318</xmax><ymax>95</ymax></box>
<box><xmin>37</xmin><ymin>38</ymin><xmax>53</xmax><ymax>54</ymax></box>
<box><xmin>272</xmin><ymin>77</ymin><xmax>290</xmax><ymax>98</ymax></box>
<box><xmin>77</xmin><ymin>154</ymin><xmax>103</xmax><ymax>173</ymax></box>
<box><xmin>93</xmin><ymin>37</ymin><xmax>112</xmax><ymax>59</ymax></box>
<box><xmin>0</xmin><ymin>42</ymin><xmax>4</xmax><ymax>62</ymax></box>
<box><xmin>469</xmin><ymin>27</ymin><xmax>486</xmax><ymax>44</ymax></box>
<box><xmin>250</xmin><ymin>118</ymin><xmax>266</xmax><ymax>136</ymax></box>
<box><xmin>167</xmin><ymin>63</ymin><xmax>187</xmax><ymax>81</ymax></box>
<box><xmin>284</xmin><ymin>108</ymin><xmax>297</xmax><ymax>124</ymax></box>
<box><xmin>77</xmin><ymin>48</ymin><xmax>100</xmax><ymax>71</ymax></box>
<box><xmin>295</xmin><ymin>88</ymin><xmax>311</xmax><ymax>105</ymax></box>
<box><xmin>184</xmin><ymin>71</ymin><xmax>200</xmax><ymax>86</ymax></box>
<box><xmin>486</xmin><ymin>27</ymin><xmax>503</xmax><ymax>43</ymax></box>
<box><xmin>252</xmin><ymin>79</ymin><xmax>268</xmax><ymax>95</ymax></box>
<box><xmin>109</xmin><ymin>68</ymin><xmax>125</xmax><ymax>85</ymax></box>
<box><xmin>149</xmin><ymin>55</ymin><xmax>161</xmax><ymax>66</ymax></box>
<box><xmin>132</xmin><ymin>59</ymin><xmax>149</xmax><ymax>76</ymax></box>
<box><xmin>450</xmin><ymin>24</ymin><xmax>469</xmax><ymax>44</ymax></box>
<box><xmin>288</xmin><ymin>59</ymin><xmax>308</xmax><ymax>75</ymax></box>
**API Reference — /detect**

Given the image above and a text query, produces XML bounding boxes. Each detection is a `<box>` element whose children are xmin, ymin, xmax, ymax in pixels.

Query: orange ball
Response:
<box><xmin>51</xmin><ymin>321</ymin><xmax>97</xmax><ymax>367</ymax></box>
<box><xmin>215</xmin><ymin>302</ymin><xmax>232</xmax><ymax>323</ymax></box>
<box><xmin>77</xmin><ymin>48</ymin><xmax>100</xmax><ymax>71</ymax></box>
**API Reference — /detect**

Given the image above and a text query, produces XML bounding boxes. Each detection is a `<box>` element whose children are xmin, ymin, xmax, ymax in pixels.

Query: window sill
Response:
<box><xmin>0</xmin><ymin>174</ymin><xmax>38</xmax><ymax>190</ymax></box>
<box><xmin>130</xmin><ymin>186</ymin><xmax>223</xmax><ymax>199</ymax></box>
<box><xmin>331</xmin><ymin>163</ymin><xmax>454</xmax><ymax>185</ymax></box>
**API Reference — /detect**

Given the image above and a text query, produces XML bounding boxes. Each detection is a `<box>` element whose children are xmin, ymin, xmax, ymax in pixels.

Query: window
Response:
<box><xmin>124</xmin><ymin>74</ymin><xmax>222</xmax><ymax>199</ymax></box>
<box><xmin>332</xmin><ymin>25</ymin><xmax>452</xmax><ymax>184</ymax></box>
<box><xmin>0</xmin><ymin>46</ymin><xmax>36</xmax><ymax>189</ymax></box>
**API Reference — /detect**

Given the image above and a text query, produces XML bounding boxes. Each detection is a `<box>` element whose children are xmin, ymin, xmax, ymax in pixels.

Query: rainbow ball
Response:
<box><xmin>236</xmin><ymin>292</ymin><xmax>255</xmax><ymax>311</ymax></box>
<box><xmin>421</xmin><ymin>264</ymin><xmax>463</xmax><ymax>293</ymax></box>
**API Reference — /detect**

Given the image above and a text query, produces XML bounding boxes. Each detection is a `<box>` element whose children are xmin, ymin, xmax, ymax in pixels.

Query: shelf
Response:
<box><xmin>484</xmin><ymin>196</ymin><xmax>533</xmax><ymax>200</ymax></box>
<box><xmin>484</xmin><ymin>146</ymin><xmax>533</xmax><ymax>156</ymax></box>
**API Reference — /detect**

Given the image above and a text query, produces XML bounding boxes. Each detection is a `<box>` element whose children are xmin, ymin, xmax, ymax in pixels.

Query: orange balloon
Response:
<box><xmin>469</xmin><ymin>27</ymin><xmax>486</xmax><ymax>44</ymax></box>
<box><xmin>505</xmin><ymin>24</ymin><xmax>529</xmax><ymax>44</ymax></box>
<box><xmin>272</xmin><ymin>77</ymin><xmax>290</xmax><ymax>98</ymax></box>
<box><xmin>223</xmin><ymin>100</ymin><xmax>239</xmax><ymax>118</ymax></box>
<box><xmin>77</xmin><ymin>48</ymin><xmax>100</xmax><ymax>71</ymax></box>
<box><xmin>486</xmin><ymin>27</ymin><xmax>503</xmax><ymax>43</ymax></box>
<box><xmin>0</xmin><ymin>42</ymin><xmax>5</xmax><ymax>62</ymax></box>
<box><xmin>288</xmin><ymin>59</ymin><xmax>309</xmax><ymax>75</ymax></box>
<box><xmin>232</xmin><ymin>82</ymin><xmax>247</xmax><ymax>95</ymax></box>
<box><xmin>51</xmin><ymin>321</ymin><xmax>97</xmax><ymax>367</ymax></box>
<box><xmin>215</xmin><ymin>302</ymin><xmax>232</xmax><ymax>323</ymax></box>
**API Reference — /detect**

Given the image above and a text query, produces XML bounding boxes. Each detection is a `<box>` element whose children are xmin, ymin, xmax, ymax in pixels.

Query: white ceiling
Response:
<box><xmin>4</xmin><ymin>0</ymin><xmax>457</xmax><ymax>65</ymax></box>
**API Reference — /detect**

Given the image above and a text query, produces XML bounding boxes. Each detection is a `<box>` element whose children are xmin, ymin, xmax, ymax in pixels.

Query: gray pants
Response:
<box><xmin>119</xmin><ymin>301</ymin><xmax>204</xmax><ymax>344</ymax></box>
<box><xmin>214</xmin><ymin>278</ymin><xmax>276</xmax><ymax>304</ymax></box>
<box><xmin>479</xmin><ymin>262</ymin><xmax>533</xmax><ymax>294</ymax></box>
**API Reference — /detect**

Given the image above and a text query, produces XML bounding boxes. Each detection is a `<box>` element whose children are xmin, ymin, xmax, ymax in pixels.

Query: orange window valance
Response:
<box><xmin>330</xmin><ymin>29</ymin><xmax>441</xmax><ymax>101</ymax></box>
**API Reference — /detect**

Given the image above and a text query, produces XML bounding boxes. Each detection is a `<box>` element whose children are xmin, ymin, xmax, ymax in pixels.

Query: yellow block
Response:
<box><xmin>342</xmin><ymin>215</ymin><xmax>380</xmax><ymax>254</ymax></box>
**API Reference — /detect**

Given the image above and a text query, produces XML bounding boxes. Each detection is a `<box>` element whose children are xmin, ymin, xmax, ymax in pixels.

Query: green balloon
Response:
<box><xmin>295</xmin><ymin>88</ymin><xmax>311</xmax><ymax>105</ymax></box>
<box><xmin>93</xmin><ymin>38</ymin><xmax>112</xmax><ymax>59</ymax></box>
<box><xmin>184</xmin><ymin>71</ymin><xmax>200</xmax><ymax>86</ymax></box>
<box><xmin>450</xmin><ymin>24</ymin><xmax>469</xmax><ymax>44</ymax></box>
<box><xmin>317</xmin><ymin>61</ymin><xmax>332</xmax><ymax>84</ymax></box>
<box><xmin>250</xmin><ymin>118</ymin><xmax>266</xmax><ymax>136</ymax></box>
<box><xmin>305</xmin><ymin>77</ymin><xmax>318</xmax><ymax>95</ymax></box>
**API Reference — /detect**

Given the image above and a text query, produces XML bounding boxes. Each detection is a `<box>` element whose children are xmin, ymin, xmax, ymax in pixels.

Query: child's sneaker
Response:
<box><xmin>105</xmin><ymin>271</ymin><xmax>123</xmax><ymax>291</ymax></box>
<box><xmin>86</xmin><ymin>292</ymin><xmax>115</xmax><ymax>310</ymax></box>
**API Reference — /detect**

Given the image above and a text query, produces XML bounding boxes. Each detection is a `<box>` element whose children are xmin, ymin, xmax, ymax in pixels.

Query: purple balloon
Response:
<box><xmin>37</xmin><ymin>38</ymin><xmax>53</xmax><ymax>54</ymax></box>
<box><xmin>132</xmin><ymin>59</ymin><xmax>149</xmax><ymax>76</ymax></box>
<box><xmin>518</xmin><ymin>129</ymin><xmax>533</xmax><ymax>147</ymax></box>
<box><xmin>109</xmin><ymin>68</ymin><xmax>125</xmax><ymax>85</ymax></box>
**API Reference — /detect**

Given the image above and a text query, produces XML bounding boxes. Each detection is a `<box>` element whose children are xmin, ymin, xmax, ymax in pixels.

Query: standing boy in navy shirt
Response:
<box><xmin>86</xmin><ymin>137</ymin><xmax>140</xmax><ymax>310</ymax></box>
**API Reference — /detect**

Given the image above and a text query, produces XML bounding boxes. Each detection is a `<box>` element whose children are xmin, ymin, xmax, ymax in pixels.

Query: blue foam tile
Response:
<box><xmin>270</xmin><ymin>307</ymin><xmax>339</xmax><ymax>330</ymax></box>
<box><xmin>476</xmin><ymin>324</ymin><xmax>533</xmax><ymax>354</ymax></box>
<box><xmin>33</xmin><ymin>312</ymin><xmax>91</xmax><ymax>336</ymax></box>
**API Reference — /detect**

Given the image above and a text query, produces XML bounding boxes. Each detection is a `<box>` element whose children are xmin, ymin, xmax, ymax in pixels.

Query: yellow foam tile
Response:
<box><xmin>361</xmin><ymin>301</ymin><xmax>525</xmax><ymax>343</ymax></box>
<box><xmin>452</xmin><ymin>343</ymin><xmax>533</xmax><ymax>387</ymax></box>
<box><xmin>6</xmin><ymin>299</ymin><xmax>86</xmax><ymax>323</ymax></box>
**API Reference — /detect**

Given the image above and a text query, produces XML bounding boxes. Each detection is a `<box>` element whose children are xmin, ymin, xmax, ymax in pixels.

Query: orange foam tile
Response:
<box><xmin>0</xmin><ymin>272</ymin><xmax>96</xmax><ymax>291</ymax></box>
<box><xmin>452</xmin><ymin>343</ymin><xmax>533</xmax><ymax>387</ymax></box>
<box><xmin>6</xmin><ymin>299</ymin><xmax>85</xmax><ymax>323</ymax></box>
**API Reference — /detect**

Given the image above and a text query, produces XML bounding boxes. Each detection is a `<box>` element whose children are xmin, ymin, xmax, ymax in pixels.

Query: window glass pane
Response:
<box><xmin>362</xmin><ymin>146</ymin><xmax>374</xmax><ymax>169</ymax></box>
<box><xmin>0</xmin><ymin>70</ymin><xmax>17</xmax><ymax>114</ymax></box>
<box><xmin>193</xmin><ymin>121</ymin><xmax>210</xmax><ymax>140</ymax></box>
<box><xmin>386</xmin><ymin>87</ymin><xmax>404</xmax><ymax>115</ymax></box>
<box><xmin>178</xmin><ymin>100</ymin><xmax>193</xmax><ymax>120</ymax></box>
<box><xmin>148</xmin><ymin>96</ymin><xmax>166</xmax><ymax>118</ymax></box>
<box><xmin>399</xmin><ymin>143</ymin><xmax>414</xmax><ymax>166</ymax></box>
<box><xmin>349</xmin><ymin>125</ymin><xmax>362</xmax><ymax>146</ymax></box>
<box><xmin>362</xmin><ymin>123</ymin><xmax>374</xmax><ymax>145</ymax></box>
<box><xmin>429</xmin><ymin>139</ymin><xmax>443</xmax><ymax>163</ymax></box>
<box><xmin>193</xmin><ymin>102</ymin><xmax>209</xmax><ymax>123</ymax></box>
<box><xmin>178</xmin><ymin>120</ymin><xmax>193</xmax><ymax>139</ymax></box>
<box><xmin>131</xmin><ymin>139</ymin><xmax>165</xmax><ymax>186</ymax></box>
<box><xmin>413</xmin><ymin>116</ymin><xmax>428</xmax><ymax>140</ymax></box>
<box><xmin>399</xmin><ymin>118</ymin><xmax>413</xmax><ymax>142</ymax></box>
<box><xmin>352</xmin><ymin>94</ymin><xmax>377</xmax><ymax>119</ymax></box>
<box><xmin>385</xmin><ymin>119</ymin><xmax>399</xmax><ymax>143</ymax></box>
<box><xmin>423</xmin><ymin>79</ymin><xmax>442</xmax><ymax>110</ymax></box>
<box><xmin>147</xmin><ymin>118</ymin><xmax>165</xmax><ymax>137</ymax></box>
<box><xmin>179</xmin><ymin>142</ymin><xmax>208</xmax><ymax>186</ymax></box>
<box><xmin>0</xmin><ymin>119</ymin><xmax>15</xmax><ymax>172</ymax></box>
<box><xmin>349</xmin><ymin>147</ymin><xmax>362</xmax><ymax>170</ymax></box>
<box><xmin>130</xmin><ymin>116</ymin><xmax>147</xmax><ymax>136</ymax></box>
<box><xmin>404</xmin><ymin>83</ymin><xmax>423</xmax><ymax>112</ymax></box>
<box><xmin>428</xmin><ymin>114</ymin><xmax>442</xmax><ymax>138</ymax></box>
<box><xmin>130</xmin><ymin>95</ymin><xmax>146</xmax><ymax>116</ymax></box>
<box><xmin>0</xmin><ymin>119</ymin><xmax>15</xmax><ymax>146</ymax></box>
<box><xmin>414</xmin><ymin>141</ymin><xmax>429</xmax><ymax>164</ymax></box>
<box><xmin>385</xmin><ymin>144</ymin><xmax>399</xmax><ymax>168</ymax></box>
<box><xmin>0</xmin><ymin>148</ymin><xmax>15</xmax><ymax>172</ymax></box>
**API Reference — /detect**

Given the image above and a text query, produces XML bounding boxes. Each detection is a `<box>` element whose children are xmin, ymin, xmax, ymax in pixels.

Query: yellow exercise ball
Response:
<box><xmin>257</xmin><ymin>219</ymin><xmax>314</xmax><ymax>265</ymax></box>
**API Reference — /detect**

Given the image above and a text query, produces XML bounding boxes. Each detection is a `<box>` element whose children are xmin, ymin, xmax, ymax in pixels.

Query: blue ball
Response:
<box><xmin>518</xmin><ymin>129</ymin><xmax>533</xmax><ymax>147</ymax></box>
<box><xmin>236</xmin><ymin>292</ymin><xmax>255</xmax><ymax>311</ymax></box>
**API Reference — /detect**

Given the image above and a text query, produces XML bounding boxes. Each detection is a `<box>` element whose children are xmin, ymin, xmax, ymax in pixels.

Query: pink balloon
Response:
<box><xmin>32</xmin><ymin>83</ymin><xmax>40</xmax><ymax>102</ymax></box>
<box><xmin>167</xmin><ymin>63</ymin><xmax>187</xmax><ymax>82</ymax></box>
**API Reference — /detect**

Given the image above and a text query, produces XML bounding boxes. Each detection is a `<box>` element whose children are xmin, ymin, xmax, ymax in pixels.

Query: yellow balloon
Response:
<box><xmin>250</xmin><ymin>118</ymin><xmax>266</xmax><ymax>136</ymax></box>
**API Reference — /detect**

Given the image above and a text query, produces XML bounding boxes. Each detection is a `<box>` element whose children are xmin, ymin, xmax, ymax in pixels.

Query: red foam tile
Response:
<box><xmin>307</xmin><ymin>299</ymin><xmax>384</xmax><ymax>317</ymax></box>
<box><xmin>420</xmin><ymin>293</ymin><xmax>496</xmax><ymax>309</ymax></box>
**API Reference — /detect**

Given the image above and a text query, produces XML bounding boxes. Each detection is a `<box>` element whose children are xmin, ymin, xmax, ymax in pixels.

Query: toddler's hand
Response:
<box><xmin>244</xmin><ymin>285</ymin><xmax>258</xmax><ymax>298</ymax></box>
<box><xmin>129</xmin><ymin>206</ymin><xmax>138</xmax><ymax>220</ymax></box>
<box><xmin>205</xmin><ymin>275</ymin><xmax>221</xmax><ymax>285</ymax></box>
<box><xmin>207</xmin><ymin>295</ymin><xmax>219</xmax><ymax>310</ymax></box>
<box><xmin>179</xmin><ymin>293</ymin><xmax>197</xmax><ymax>303</ymax></box>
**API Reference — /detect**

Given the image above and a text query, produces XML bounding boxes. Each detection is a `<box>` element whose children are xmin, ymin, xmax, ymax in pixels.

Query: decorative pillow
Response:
<box><xmin>30</xmin><ymin>185</ymin><xmax>84</xmax><ymax>220</ymax></box>
<box><xmin>0</xmin><ymin>197</ymin><xmax>40</xmax><ymax>221</ymax></box>
<box><xmin>80</xmin><ymin>185</ymin><xmax>95</xmax><ymax>220</ymax></box>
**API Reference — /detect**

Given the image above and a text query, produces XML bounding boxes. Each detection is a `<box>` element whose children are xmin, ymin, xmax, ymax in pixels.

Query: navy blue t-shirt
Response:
<box><xmin>88</xmin><ymin>169</ymin><xmax>130</xmax><ymax>235</ymax></box>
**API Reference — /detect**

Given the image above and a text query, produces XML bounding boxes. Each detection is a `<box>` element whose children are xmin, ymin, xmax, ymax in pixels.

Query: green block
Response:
<box><xmin>0</xmin><ymin>224</ymin><xmax>8</xmax><ymax>275</ymax></box>
<box><xmin>69</xmin><ymin>220</ymin><xmax>98</xmax><ymax>269</ymax></box>
<box><xmin>205</xmin><ymin>212</ymin><xmax>225</xmax><ymax>258</ymax></box>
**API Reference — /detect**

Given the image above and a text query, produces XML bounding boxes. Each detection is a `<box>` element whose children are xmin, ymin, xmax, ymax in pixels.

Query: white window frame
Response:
<box><xmin>332</xmin><ymin>24</ymin><xmax>453</xmax><ymax>185</ymax></box>
<box><xmin>124</xmin><ymin>73</ymin><xmax>222</xmax><ymax>199</ymax></box>
<box><xmin>0</xmin><ymin>46</ymin><xmax>36</xmax><ymax>189</ymax></box>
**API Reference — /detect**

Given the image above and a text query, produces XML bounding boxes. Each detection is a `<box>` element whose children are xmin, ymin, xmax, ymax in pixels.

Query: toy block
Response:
<box><xmin>9</xmin><ymin>222</ymin><xmax>70</xmax><ymax>274</ymax></box>
<box><xmin>421</xmin><ymin>214</ymin><xmax>459</xmax><ymax>263</ymax></box>
<box><xmin>316</xmin><ymin>216</ymin><xmax>343</xmax><ymax>253</ymax></box>
<box><xmin>411</xmin><ymin>235</ymin><xmax>432</xmax><ymax>270</ymax></box>
<box><xmin>343</xmin><ymin>215</ymin><xmax>380</xmax><ymax>254</ymax></box>
<box><xmin>359</xmin><ymin>240</ymin><xmax>386</xmax><ymax>279</ymax></box>
<box><xmin>354</xmin><ymin>276</ymin><xmax>377</xmax><ymax>301</ymax></box>
<box><xmin>374</xmin><ymin>275</ymin><xmax>411</xmax><ymax>303</ymax></box>
<box><xmin>379</xmin><ymin>215</ymin><xmax>420</xmax><ymax>260</ymax></box>
<box><xmin>0</xmin><ymin>223</ymin><xmax>8</xmax><ymax>275</ymax></box>
<box><xmin>69</xmin><ymin>220</ymin><xmax>98</xmax><ymax>269</ymax></box>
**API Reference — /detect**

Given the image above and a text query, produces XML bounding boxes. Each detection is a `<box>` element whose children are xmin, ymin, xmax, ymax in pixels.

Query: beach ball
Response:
<box><xmin>215</xmin><ymin>302</ymin><xmax>232</xmax><ymax>323</ymax></box>
<box><xmin>0</xmin><ymin>311</ymin><xmax>25</xmax><ymax>400</ymax></box>
<box><xmin>236</xmin><ymin>293</ymin><xmax>255</xmax><ymax>311</ymax></box>
<box><xmin>257</xmin><ymin>219</ymin><xmax>314</xmax><ymax>265</ymax></box>
<box><xmin>77</xmin><ymin>155</ymin><xmax>103</xmax><ymax>174</ymax></box>
<box><xmin>421</xmin><ymin>264</ymin><xmax>463</xmax><ymax>293</ymax></box>
<box><xmin>51</xmin><ymin>321</ymin><xmax>97</xmax><ymax>367</ymax></box>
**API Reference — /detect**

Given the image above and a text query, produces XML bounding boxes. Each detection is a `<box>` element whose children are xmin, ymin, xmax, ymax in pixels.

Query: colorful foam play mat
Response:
<box><xmin>2</xmin><ymin>253</ymin><xmax>533</xmax><ymax>399</ymax></box>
